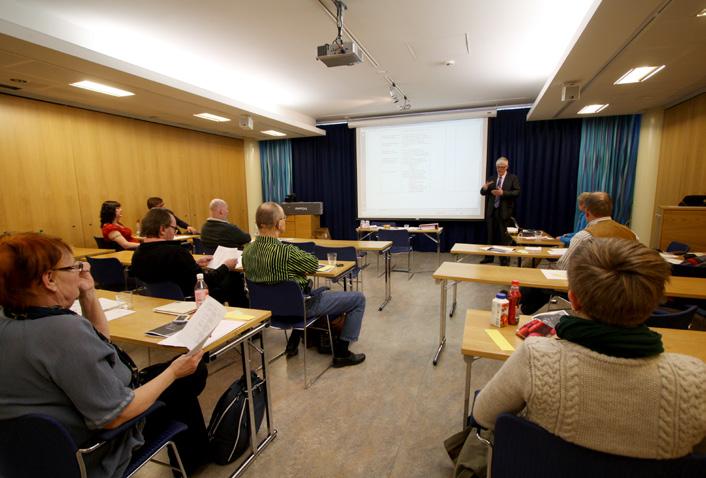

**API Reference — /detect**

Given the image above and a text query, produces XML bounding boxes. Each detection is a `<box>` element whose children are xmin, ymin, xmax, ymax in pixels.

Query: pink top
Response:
<box><xmin>101</xmin><ymin>223</ymin><xmax>138</xmax><ymax>243</ymax></box>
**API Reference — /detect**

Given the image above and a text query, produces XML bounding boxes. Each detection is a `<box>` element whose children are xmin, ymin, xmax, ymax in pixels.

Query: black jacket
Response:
<box><xmin>480</xmin><ymin>173</ymin><xmax>521</xmax><ymax>220</ymax></box>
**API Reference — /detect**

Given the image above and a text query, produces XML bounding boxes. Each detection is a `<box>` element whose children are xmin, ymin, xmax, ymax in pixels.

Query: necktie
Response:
<box><xmin>494</xmin><ymin>175</ymin><xmax>503</xmax><ymax>208</ymax></box>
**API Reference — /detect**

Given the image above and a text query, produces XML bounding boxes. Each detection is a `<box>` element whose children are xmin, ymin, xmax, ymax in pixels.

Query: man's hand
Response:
<box><xmin>491</xmin><ymin>188</ymin><xmax>504</xmax><ymax>197</ymax></box>
<box><xmin>186</xmin><ymin>226</ymin><xmax>199</xmax><ymax>234</ymax></box>
<box><xmin>482</xmin><ymin>180</ymin><xmax>494</xmax><ymax>190</ymax></box>
<box><xmin>196</xmin><ymin>255</ymin><xmax>213</xmax><ymax>267</ymax></box>
<box><xmin>222</xmin><ymin>258</ymin><xmax>237</xmax><ymax>270</ymax></box>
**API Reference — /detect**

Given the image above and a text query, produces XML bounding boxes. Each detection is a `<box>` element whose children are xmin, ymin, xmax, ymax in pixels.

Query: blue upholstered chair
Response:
<box><xmin>647</xmin><ymin>304</ymin><xmax>698</xmax><ymax>330</ymax></box>
<box><xmin>314</xmin><ymin>245</ymin><xmax>361</xmax><ymax>290</ymax></box>
<box><xmin>376</xmin><ymin>228</ymin><xmax>414</xmax><ymax>279</ymax></box>
<box><xmin>246</xmin><ymin>279</ymin><xmax>333</xmax><ymax>389</ymax></box>
<box><xmin>283</xmin><ymin>241</ymin><xmax>316</xmax><ymax>255</ymax></box>
<box><xmin>0</xmin><ymin>402</ymin><xmax>188</xmax><ymax>478</ymax></box>
<box><xmin>87</xmin><ymin>256</ymin><xmax>130</xmax><ymax>291</ymax></box>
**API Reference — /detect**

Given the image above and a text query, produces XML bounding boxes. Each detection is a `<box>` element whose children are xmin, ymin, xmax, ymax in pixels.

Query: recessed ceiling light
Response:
<box><xmin>70</xmin><ymin>80</ymin><xmax>134</xmax><ymax>97</ymax></box>
<box><xmin>577</xmin><ymin>104</ymin><xmax>609</xmax><ymax>114</ymax></box>
<box><xmin>697</xmin><ymin>8</ymin><xmax>706</xmax><ymax>17</ymax></box>
<box><xmin>261</xmin><ymin>130</ymin><xmax>287</xmax><ymax>137</ymax></box>
<box><xmin>193</xmin><ymin>112</ymin><xmax>231</xmax><ymax>122</ymax></box>
<box><xmin>614</xmin><ymin>65</ymin><xmax>665</xmax><ymax>84</ymax></box>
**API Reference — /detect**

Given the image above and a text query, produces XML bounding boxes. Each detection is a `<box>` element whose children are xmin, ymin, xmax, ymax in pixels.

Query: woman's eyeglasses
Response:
<box><xmin>53</xmin><ymin>262</ymin><xmax>85</xmax><ymax>272</ymax></box>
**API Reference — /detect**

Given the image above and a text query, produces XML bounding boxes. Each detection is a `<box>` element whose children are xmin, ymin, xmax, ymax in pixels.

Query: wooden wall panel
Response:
<box><xmin>654</xmin><ymin>93</ymin><xmax>706</xmax><ymax>210</ymax></box>
<box><xmin>0</xmin><ymin>94</ymin><xmax>247</xmax><ymax>246</ymax></box>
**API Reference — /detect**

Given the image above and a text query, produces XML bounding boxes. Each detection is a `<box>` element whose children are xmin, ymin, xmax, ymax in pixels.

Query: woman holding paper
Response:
<box><xmin>0</xmin><ymin>232</ymin><xmax>209</xmax><ymax>476</ymax></box>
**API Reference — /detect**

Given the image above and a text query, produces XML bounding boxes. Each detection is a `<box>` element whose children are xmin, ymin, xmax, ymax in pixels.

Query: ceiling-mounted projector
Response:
<box><xmin>316</xmin><ymin>41</ymin><xmax>363</xmax><ymax>67</ymax></box>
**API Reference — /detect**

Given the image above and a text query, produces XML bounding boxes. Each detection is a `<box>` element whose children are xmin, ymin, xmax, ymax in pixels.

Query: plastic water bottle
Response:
<box><xmin>508</xmin><ymin>280</ymin><xmax>522</xmax><ymax>326</ymax></box>
<box><xmin>491</xmin><ymin>292</ymin><xmax>509</xmax><ymax>327</ymax></box>
<box><xmin>194</xmin><ymin>273</ymin><xmax>209</xmax><ymax>308</ymax></box>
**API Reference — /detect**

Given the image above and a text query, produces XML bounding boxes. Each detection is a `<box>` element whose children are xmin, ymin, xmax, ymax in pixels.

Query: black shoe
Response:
<box><xmin>333</xmin><ymin>352</ymin><xmax>366</xmax><ymax>368</ymax></box>
<box><xmin>479</xmin><ymin>257</ymin><xmax>494</xmax><ymax>264</ymax></box>
<box><xmin>285</xmin><ymin>346</ymin><xmax>299</xmax><ymax>358</ymax></box>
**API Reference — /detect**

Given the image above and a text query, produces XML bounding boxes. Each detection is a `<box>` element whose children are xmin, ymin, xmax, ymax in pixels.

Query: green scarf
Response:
<box><xmin>555</xmin><ymin>315</ymin><xmax>664</xmax><ymax>358</ymax></box>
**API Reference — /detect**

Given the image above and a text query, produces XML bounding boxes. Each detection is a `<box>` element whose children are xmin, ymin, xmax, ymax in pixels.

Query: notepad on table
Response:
<box><xmin>541</xmin><ymin>270</ymin><xmax>567</xmax><ymax>280</ymax></box>
<box><xmin>153</xmin><ymin>301</ymin><xmax>198</xmax><ymax>316</ymax></box>
<box><xmin>547</xmin><ymin>248</ymin><xmax>567</xmax><ymax>256</ymax></box>
<box><xmin>70</xmin><ymin>297</ymin><xmax>124</xmax><ymax>315</ymax></box>
<box><xmin>317</xmin><ymin>264</ymin><xmax>335</xmax><ymax>272</ymax></box>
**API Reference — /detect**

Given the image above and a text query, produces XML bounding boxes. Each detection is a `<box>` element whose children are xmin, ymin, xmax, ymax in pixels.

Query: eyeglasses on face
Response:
<box><xmin>165</xmin><ymin>224</ymin><xmax>179</xmax><ymax>231</ymax></box>
<box><xmin>53</xmin><ymin>262</ymin><xmax>85</xmax><ymax>272</ymax></box>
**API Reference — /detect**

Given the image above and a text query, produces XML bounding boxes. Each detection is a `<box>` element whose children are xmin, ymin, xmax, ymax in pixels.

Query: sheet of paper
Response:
<box><xmin>208</xmin><ymin>246</ymin><xmax>242</xmax><ymax>270</ymax></box>
<box><xmin>202</xmin><ymin>320</ymin><xmax>249</xmax><ymax>348</ymax></box>
<box><xmin>159</xmin><ymin>296</ymin><xmax>226</xmax><ymax>350</ymax></box>
<box><xmin>317</xmin><ymin>264</ymin><xmax>335</xmax><ymax>272</ymax></box>
<box><xmin>547</xmin><ymin>248</ymin><xmax>567</xmax><ymax>256</ymax></box>
<box><xmin>484</xmin><ymin>329</ymin><xmax>515</xmax><ymax>351</ymax></box>
<box><xmin>105</xmin><ymin>309</ymin><xmax>135</xmax><ymax>321</ymax></box>
<box><xmin>524</xmin><ymin>246</ymin><xmax>541</xmax><ymax>252</ymax></box>
<box><xmin>541</xmin><ymin>269</ymin><xmax>568</xmax><ymax>280</ymax></box>
<box><xmin>71</xmin><ymin>297</ymin><xmax>124</xmax><ymax>315</ymax></box>
<box><xmin>659</xmin><ymin>253</ymin><xmax>682</xmax><ymax>264</ymax></box>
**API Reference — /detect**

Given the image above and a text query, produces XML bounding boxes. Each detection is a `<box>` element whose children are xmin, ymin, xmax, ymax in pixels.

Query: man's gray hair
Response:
<box><xmin>209</xmin><ymin>198</ymin><xmax>226</xmax><ymax>211</ymax></box>
<box><xmin>496</xmin><ymin>157</ymin><xmax>509</xmax><ymax>166</ymax></box>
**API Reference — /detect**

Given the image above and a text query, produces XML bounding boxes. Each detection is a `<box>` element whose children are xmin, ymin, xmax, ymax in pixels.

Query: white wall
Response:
<box><xmin>631</xmin><ymin>108</ymin><xmax>664</xmax><ymax>246</ymax></box>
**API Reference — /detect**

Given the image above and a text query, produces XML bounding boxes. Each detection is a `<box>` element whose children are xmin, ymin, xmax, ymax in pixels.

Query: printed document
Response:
<box><xmin>159</xmin><ymin>296</ymin><xmax>225</xmax><ymax>352</ymax></box>
<box><xmin>208</xmin><ymin>246</ymin><xmax>242</xmax><ymax>269</ymax></box>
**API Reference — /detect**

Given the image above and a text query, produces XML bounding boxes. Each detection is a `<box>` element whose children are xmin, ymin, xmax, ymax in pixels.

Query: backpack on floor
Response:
<box><xmin>206</xmin><ymin>372</ymin><xmax>266</xmax><ymax>465</ymax></box>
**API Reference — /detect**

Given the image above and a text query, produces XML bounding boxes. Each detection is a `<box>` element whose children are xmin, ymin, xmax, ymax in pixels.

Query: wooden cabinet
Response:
<box><xmin>655</xmin><ymin>206</ymin><xmax>706</xmax><ymax>251</ymax></box>
<box><xmin>285</xmin><ymin>215</ymin><xmax>320</xmax><ymax>239</ymax></box>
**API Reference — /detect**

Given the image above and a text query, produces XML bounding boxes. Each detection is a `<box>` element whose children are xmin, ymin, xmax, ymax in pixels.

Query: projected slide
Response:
<box><xmin>357</xmin><ymin>118</ymin><xmax>487</xmax><ymax>220</ymax></box>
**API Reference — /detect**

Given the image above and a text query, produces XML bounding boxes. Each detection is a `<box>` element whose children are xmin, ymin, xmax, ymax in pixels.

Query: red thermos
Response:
<box><xmin>508</xmin><ymin>280</ymin><xmax>522</xmax><ymax>325</ymax></box>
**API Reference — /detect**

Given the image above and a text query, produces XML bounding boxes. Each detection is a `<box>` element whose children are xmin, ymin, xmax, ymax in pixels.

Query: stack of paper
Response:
<box><xmin>547</xmin><ymin>249</ymin><xmax>567</xmax><ymax>256</ymax></box>
<box><xmin>70</xmin><ymin>297</ymin><xmax>136</xmax><ymax>321</ymax></box>
<box><xmin>541</xmin><ymin>270</ymin><xmax>568</xmax><ymax>280</ymax></box>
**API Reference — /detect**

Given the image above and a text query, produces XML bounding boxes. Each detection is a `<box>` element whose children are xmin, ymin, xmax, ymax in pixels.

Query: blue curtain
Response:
<box><xmin>487</xmin><ymin>108</ymin><xmax>583</xmax><ymax>237</ymax></box>
<box><xmin>577</xmin><ymin>115</ymin><xmax>641</xmax><ymax>225</ymax></box>
<box><xmin>291</xmin><ymin>124</ymin><xmax>358</xmax><ymax>240</ymax></box>
<box><xmin>259</xmin><ymin>140</ymin><xmax>292</xmax><ymax>202</ymax></box>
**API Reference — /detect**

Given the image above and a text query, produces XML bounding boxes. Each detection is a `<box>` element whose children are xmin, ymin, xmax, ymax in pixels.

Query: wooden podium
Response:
<box><xmin>285</xmin><ymin>214</ymin><xmax>320</xmax><ymax>239</ymax></box>
<box><xmin>655</xmin><ymin>206</ymin><xmax>706</xmax><ymax>251</ymax></box>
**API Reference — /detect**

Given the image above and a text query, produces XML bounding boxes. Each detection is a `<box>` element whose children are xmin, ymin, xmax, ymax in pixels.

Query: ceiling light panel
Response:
<box><xmin>194</xmin><ymin>112</ymin><xmax>231</xmax><ymax>122</ymax></box>
<box><xmin>577</xmin><ymin>104</ymin><xmax>609</xmax><ymax>114</ymax></box>
<box><xmin>70</xmin><ymin>80</ymin><xmax>134</xmax><ymax>97</ymax></box>
<box><xmin>261</xmin><ymin>130</ymin><xmax>286</xmax><ymax>137</ymax></box>
<box><xmin>614</xmin><ymin>65</ymin><xmax>665</xmax><ymax>84</ymax></box>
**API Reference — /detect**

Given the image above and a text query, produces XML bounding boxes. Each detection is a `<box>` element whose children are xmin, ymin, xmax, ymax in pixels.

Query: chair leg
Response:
<box><xmin>303</xmin><ymin>319</ymin><xmax>334</xmax><ymax>389</ymax></box>
<box><xmin>267</xmin><ymin>329</ymin><xmax>288</xmax><ymax>364</ymax></box>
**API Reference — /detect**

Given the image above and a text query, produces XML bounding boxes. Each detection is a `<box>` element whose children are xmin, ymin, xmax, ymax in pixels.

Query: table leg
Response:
<box><xmin>378</xmin><ymin>249</ymin><xmax>392</xmax><ymax>311</ymax></box>
<box><xmin>450</xmin><ymin>281</ymin><xmax>458</xmax><ymax>318</ymax></box>
<box><xmin>463</xmin><ymin>356</ymin><xmax>478</xmax><ymax>428</ymax></box>
<box><xmin>433</xmin><ymin>279</ymin><xmax>447</xmax><ymax>365</ymax></box>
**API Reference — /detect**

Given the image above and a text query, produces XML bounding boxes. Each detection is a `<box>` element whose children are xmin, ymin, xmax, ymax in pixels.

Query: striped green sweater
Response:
<box><xmin>242</xmin><ymin>236</ymin><xmax>318</xmax><ymax>290</ymax></box>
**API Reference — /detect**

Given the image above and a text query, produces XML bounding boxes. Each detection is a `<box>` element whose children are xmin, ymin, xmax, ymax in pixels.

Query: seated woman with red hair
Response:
<box><xmin>0</xmin><ymin>233</ymin><xmax>209</xmax><ymax>477</ymax></box>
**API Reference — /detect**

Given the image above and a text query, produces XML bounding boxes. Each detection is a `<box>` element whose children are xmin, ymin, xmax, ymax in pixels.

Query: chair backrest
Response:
<box><xmin>666</xmin><ymin>241</ymin><xmax>690</xmax><ymax>254</ymax></box>
<box><xmin>94</xmin><ymin>235</ymin><xmax>121</xmax><ymax>251</ymax></box>
<box><xmin>143</xmin><ymin>281</ymin><xmax>185</xmax><ymax>300</ymax></box>
<box><xmin>86</xmin><ymin>256</ymin><xmax>125</xmax><ymax>291</ymax></box>
<box><xmin>192</xmin><ymin>237</ymin><xmax>206</xmax><ymax>254</ymax></box>
<box><xmin>246</xmin><ymin>280</ymin><xmax>305</xmax><ymax>321</ymax></box>
<box><xmin>376</xmin><ymin>229</ymin><xmax>412</xmax><ymax>251</ymax></box>
<box><xmin>491</xmin><ymin>413</ymin><xmax>706</xmax><ymax>478</ymax></box>
<box><xmin>647</xmin><ymin>304</ymin><xmax>698</xmax><ymax>329</ymax></box>
<box><xmin>283</xmin><ymin>241</ymin><xmax>316</xmax><ymax>255</ymax></box>
<box><xmin>0</xmin><ymin>414</ymin><xmax>83</xmax><ymax>478</ymax></box>
<box><xmin>313</xmin><ymin>245</ymin><xmax>357</xmax><ymax>262</ymax></box>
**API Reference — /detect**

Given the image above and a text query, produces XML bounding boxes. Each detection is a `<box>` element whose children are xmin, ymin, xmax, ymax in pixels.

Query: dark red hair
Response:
<box><xmin>0</xmin><ymin>233</ymin><xmax>72</xmax><ymax>309</ymax></box>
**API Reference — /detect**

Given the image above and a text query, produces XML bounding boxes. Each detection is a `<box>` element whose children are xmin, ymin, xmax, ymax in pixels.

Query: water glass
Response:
<box><xmin>115</xmin><ymin>291</ymin><xmax>133</xmax><ymax>310</ymax></box>
<box><xmin>327</xmin><ymin>252</ymin><xmax>337</xmax><ymax>266</ymax></box>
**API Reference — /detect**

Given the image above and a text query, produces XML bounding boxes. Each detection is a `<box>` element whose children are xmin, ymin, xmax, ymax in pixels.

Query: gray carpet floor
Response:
<box><xmin>128</xmin><ymin>252</ymin><xmax>508</xmax><ymax>478</ymax></box>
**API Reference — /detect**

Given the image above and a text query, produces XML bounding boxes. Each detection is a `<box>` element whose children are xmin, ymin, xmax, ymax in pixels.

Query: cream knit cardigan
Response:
<box><xmin>473</xmin><ymin>337</ymin><xmax>706</xmax><ymax>459</ymax></box>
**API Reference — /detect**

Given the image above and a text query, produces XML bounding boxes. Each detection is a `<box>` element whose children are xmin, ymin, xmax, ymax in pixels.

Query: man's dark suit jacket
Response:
<box><xmin>479</xmin><ymin>173</ymin><xmax>521</xmax><ymax>220</ymax></box>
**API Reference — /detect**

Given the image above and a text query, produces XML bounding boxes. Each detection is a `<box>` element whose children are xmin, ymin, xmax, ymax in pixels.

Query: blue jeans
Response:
<box><xmin>307</xmin><ymin>290</ymin><xmax>365</xmax><ymax>343</ymax></box>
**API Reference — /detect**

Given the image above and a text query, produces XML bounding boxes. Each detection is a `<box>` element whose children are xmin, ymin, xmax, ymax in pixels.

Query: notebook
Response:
<box><xmin>153</xmin><ymin>301</ymin><xmax>198</xmax><ymax>316</ymax></box>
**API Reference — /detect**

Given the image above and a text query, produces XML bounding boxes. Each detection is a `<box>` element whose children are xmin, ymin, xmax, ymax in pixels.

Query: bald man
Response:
<box><xmin>242</xmin><ymin>202</ymin><xmax>366</xmax><ymax>367</ymax></box>
<box><xmin>200</xmin><ymin>199</ymin><xmax>251</xmax><ymax>253</ymax></box>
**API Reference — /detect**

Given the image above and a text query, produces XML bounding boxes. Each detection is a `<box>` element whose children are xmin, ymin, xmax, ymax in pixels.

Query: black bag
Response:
<box><xmin>207</xmin><ymin>372</ymin><xmax>266</xmax><ymax>465</ymax></box>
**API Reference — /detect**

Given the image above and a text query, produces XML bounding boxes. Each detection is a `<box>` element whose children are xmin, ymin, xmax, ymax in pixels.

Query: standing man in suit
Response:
<box><xmin>480</xmin><ymin>157</ymin><xmax>521</xmax><ymax>265</ymax></box>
